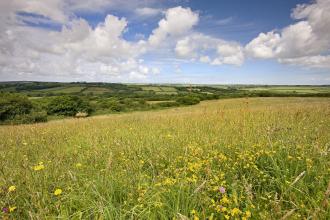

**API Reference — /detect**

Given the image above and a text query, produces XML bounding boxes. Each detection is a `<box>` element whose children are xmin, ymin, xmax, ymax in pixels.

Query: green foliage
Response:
<box><xmin>10</xmin><ymin>111</ymin><xmax>48</xmax><ymax>124</ymax></box>
<box><xmin>1</xmin><ymin>82</ymin><xmax>329</xmax><ymax>125</ymax></box>
<box><xmin>176</xmin><ymin>96</ymin><xmax>200</xmax><ymax>105</ymax></box>
<box><xmin>153</xmin><ymin>101</ymin><xmax>179</xmax><ymax>108</ymax></box>
<box><xmin>0</xmin><ymin>93</ymin><xmax>33</xmax><ymax>121</ymax></box>
<box><xmin>46</xmin><ymin>96</ymin><xmax>92</xmax><ymax>116</ymax></box>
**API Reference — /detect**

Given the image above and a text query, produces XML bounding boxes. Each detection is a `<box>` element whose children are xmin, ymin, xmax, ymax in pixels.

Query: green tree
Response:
<box><xmin>47</xmin><ymin>96</ymin><xmax>92</xmax><ymax>116</ymax></box>
<box><xmin>176</xmin><ymin>96</ymin><xmax>200</xmax><ymax>105</ymax></box>
<box><xmin>0</xmin><ymin>93</ymin><xmax>33</xmax><ymax>121</ymax></box>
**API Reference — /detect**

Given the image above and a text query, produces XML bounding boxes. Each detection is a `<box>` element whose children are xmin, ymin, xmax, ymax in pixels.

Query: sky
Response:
<box><xmin>0</xmin><ymin>0</ymin><xmax>330</xmax><ymax>84</ymax></box>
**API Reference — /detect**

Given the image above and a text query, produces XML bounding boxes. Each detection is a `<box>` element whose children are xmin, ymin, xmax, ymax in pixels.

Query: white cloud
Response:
<box><xmin>199</xmin><ymin>56</ymin><xmax>211</xmax><ymax>63</ymax></box>
<box><xmin>2</xmin><ymin>0</ymin><xmax>329</xmax><ymax>82</ymax></box>
<box><xmin>175</xmin><ymin>33</ymin><xmax>244</xmax><ymax>66</ymax></box>
<box><xmin>135</xmin><ymin>7</ymin><xmax>162</xmax><ymax>17</ymax></box>
<box><xmin>0</xmin><ymin>13</ymin><xmax>150</xmax><ymax>80</ymax></box>
<box><xmin>246</xmin><ymin>0</ymin><xmax>330</xmax><ymax>68</ymax></box>
<box><xmin>279</xmin><ymin>55</ymin><xmax>330</xmax><ymax>69</ymax></box>
<box><xmin>148</xmin><ymin>6</ymin><xmax>199</xmax><ymax>47</ymax></box>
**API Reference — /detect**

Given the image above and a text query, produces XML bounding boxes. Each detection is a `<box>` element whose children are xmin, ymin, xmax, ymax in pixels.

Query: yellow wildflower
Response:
<box><xmin>231</xmin><ymin>208</ymin><xmax>241</xmax><ymax>216</ymax></box>
<box><xmin>245</xmin><ymin>210</ymin><xmax>251</xmax><ymax>218</ymax></box>
<box><xmin>8</xmin><ymin>185</ymin><xmax>16</xmax><ymax>192</ymax></box>
<box><xmin>33</xmin><ymin>162</ymin><xmax>45</xmax><ymax>171</ymax></box>
<box><xmin>224</xmin><ymin>215</ymin><xmax>230</xmax><ymax>220</ymax></box>
<box><xmin>54</xmin><ymin>188</ymin><xmax>62</xmax><ymax>196</ymax></box>
<box><xmin>221</xmin><ymin>196</ymin><xmax>230</xmax><ymax>204</ymax></box>
<box><xmin>75</xmin><ymin>163</ymin><xmax>82</xmax><ymax>168</ymax></box>
<box><xmin>9</xmin><ymin>206</ymin><xmax>17</xmax><ymax>212</ymax></box>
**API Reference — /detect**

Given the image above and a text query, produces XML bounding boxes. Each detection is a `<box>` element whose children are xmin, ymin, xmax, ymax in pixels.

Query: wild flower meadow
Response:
<box><xmin>0</xmin><ymin>98</ymin><xmax>329</xmax><ymax>219</ymax></box>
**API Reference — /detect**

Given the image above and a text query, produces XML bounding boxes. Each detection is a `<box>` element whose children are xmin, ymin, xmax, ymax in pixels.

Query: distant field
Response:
<box><xmin>141</xmin><ymin>86</ymin><xmax>163</xmax><ymax>92</ymax></box>
<box><xmin>82</xmin><ymin>87</ymin><xmax>111</xmax><ymax>94</ymax></box>
<box><xmin>241</xmin><ymin>86</ymin><xmax>330</xmax><ymax>94</ymax></box>
<box><xmin>1</xmin><ymin>97</ymin><xmax>329</xmax><ymax>219</ymax></box>
<box><xmin>141</xmin><ymin>86</ymin><xmax>178</xmax><ymax>94</ymax></box>
<box><xmin>36</xmin><ymin>86</ymin><xmax>86</xmax><ymax>94</ymax></box>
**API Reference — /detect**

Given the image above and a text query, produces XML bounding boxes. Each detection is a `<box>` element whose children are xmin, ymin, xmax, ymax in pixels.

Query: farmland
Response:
<box><xmin>0</xmin><ymin>97</ymin><xmax>329</xmax><ymax>219</ymax></box>
<box><xmin>0</xmin><ymin>82</ymin><xmax>329</xmax><ymax>126</ymax></box>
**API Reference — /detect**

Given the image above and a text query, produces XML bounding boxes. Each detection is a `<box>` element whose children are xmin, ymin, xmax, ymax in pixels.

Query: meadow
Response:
<box><xmin>0</xmin><ymin>97</ymin><xmax>329</xmax><ymax>219</ymax></box>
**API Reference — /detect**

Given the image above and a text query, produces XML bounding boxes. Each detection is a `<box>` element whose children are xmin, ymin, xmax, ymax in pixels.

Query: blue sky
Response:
<box><xmin>0</xmin><ymin>0</ymin><xmax>329</xmax><ymax>84</ymax></box>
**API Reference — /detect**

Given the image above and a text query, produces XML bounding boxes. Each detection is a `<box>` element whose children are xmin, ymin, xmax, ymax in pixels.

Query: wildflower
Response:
<box><xmin>245</xmin><ymin>210</ymin><xmax>251</xmax><ymax>218</ymax></box>
<box><xmin>8</xmin><ymin>185</ymin><xmax>16</xmax><ymax>192</ymax></box>
<box><xmin>224</xmin><ymin>215</ymin><xmax>230</xmax><ymax>220</ymax></box>
<box><xmin>54</xmin><ymin>188</ymin><xmax>62</xmax><ymax>196</ymax></box>
<box><xmin>2</xmin><ymin>207</ymin><xmax>9</xmax><ymax>213</ymax></box>
<box><xmin>219</xmin><ymin>186</ymin><xmax>226</xmax><ymax>194</ymax></box>
<box><xmin>75</xmin><ymin>163</ymin><xmax>82</xmax><ymax>168</ymax></box>
<box><xmin>220</xmin><ymin>196</ymin><xmax>230</xmax><ymax>204</ymax></box>
<box><xmin>231</xmin><ymin>208</ymin><xmax>241</xmax><ymax>216</ymax></box>
<box><xmin>33</xmin><ymin>162</ymin><xmax>45</xmax><ymax>171</ymax></box>
<box><xmin>191</xmin><ymin>209</ymin><xmax>199</xmax><ymax>220</ymax></box>
<box><xmin>9</xmin><ymin>206</ymin><xmax>16</xmax><ymax>212</ymax></box>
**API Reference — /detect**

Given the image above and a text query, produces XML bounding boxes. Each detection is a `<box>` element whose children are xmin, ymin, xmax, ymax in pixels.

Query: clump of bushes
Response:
<box><xmin>47</xmin><ymin>95</ymin><xmax>92</xmax><ymax>116</ymax></box>
<box><xmin>11</xmin><ymin>112</ymin><xmax>48</xmax><ymax>124</ymax></box>
<box><xmin>0</xmin><ymin>92</ymin><xmax>48</xmax><ymax>124</ymax></box>
<box><xmin>0</xmin><ymin>93</ymin><xmax>33</xmax><ymax>121</ymax></box>
<box><xmin>176</xmin><ymin>96</ymin><xmax>200</xmax><ymax>105</ymax></box>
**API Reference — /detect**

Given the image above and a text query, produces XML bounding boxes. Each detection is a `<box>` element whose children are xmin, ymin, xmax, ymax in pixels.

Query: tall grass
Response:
<box><xmin>0</xmin><ymin>98</ymin><xmax>329</xmax><ymax>219</ymax></box>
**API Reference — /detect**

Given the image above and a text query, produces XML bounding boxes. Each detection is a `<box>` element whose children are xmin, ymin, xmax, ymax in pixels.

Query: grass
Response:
<box><xmin>82</xmin><ymin>87</ymin><xmax>111</xmax><ymax>94</ymax></box>
<box><xmin>36</xmin><ymin>86</ymin><xmax>86</xmax><ymax>94</ymax></box>
<box><xmin>141</xmin><ymin>86</ymin><xmax>178</xmax><ymax>93</ymax></box>
<box><xmin>0</xmin><ymin>97</ymin><xmax>329</xmax><ymax>219</ymax></box>
<box><xmin>141</xmin><ymin>86</ymin><xmax>162</xmax><ymax>92</ymax></box>
<box><xmin>241</xmin><ymin>86</ymin><xmax>330</xmax><ymax>94</ymax></box>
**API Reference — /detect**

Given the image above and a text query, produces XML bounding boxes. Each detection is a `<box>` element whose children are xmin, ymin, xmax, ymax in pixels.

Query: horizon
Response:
<box><xmin>0</xmin><ymin>0</ymin><xmax>330</xmax><ymax>84</ymax></box>
<box><xmin>1</xmin><ymin>80</ymin><xmax>330</xmax><ymax>87</ymax></box>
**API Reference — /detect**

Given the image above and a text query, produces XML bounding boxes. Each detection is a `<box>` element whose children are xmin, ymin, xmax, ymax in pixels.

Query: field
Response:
<box><xmin>239</xmin><ymin>86</ymin><xmax>330</xmax><ymax>94</ymax></box>
<box><xmin>37</xmin><ymin>86</ymin><xmax>86</xmax><ymax>94</ymax></box>
<box><xmin>0</xmin><ymin>98</ymin><xmax>330</xmax><ymax>219</ymax></box>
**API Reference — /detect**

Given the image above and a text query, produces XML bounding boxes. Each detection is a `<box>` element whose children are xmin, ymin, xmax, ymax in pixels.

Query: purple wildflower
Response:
<box><xmin>219</xmin><ymin>186</ymin><xmax>226</xmax><ymax>194</ymax></box>
<box><xmin>2</xmin><ymin>207</ymin><xmax>9</xmax><ymax>213</ymax></box>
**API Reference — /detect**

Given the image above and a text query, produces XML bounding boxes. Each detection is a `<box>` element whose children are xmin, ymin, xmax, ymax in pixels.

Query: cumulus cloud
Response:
<box><xmin>148</xmin><ymin>6</ymin><xmax>199</xmax><ymax>47</ymax></box>
<box><xmin>0</xmin><ymin>1</ymin><xmax>164</xmax><ymax>81</ymax></box>
<box><xmin>175</xmin><ymin>33</ymin><xmax>244</xmax><ymax>66</ymax></box>
<box><xmin>3</xmin><ymin>0</ymin><xmax>328</xmax><ymax>82</ymax></box>
<box><xmin>279</xmin><ymin>55</ymin><xmax>330</xmax><ymax>69</ymax></box>
<box><xmin>0</xmin><ymin>13</ymin><xmax>150</xmax><ymax>80</ymax></box>
<box><xmin>246</xmin><ymin>0</ymin><xmax>330</xmax><ymax>68</ymax></box>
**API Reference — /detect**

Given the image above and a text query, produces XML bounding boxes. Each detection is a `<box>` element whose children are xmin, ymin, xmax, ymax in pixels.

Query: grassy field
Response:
<box><xmin>82</xmin><ymin>87</ymin><xmax>112</xmax><ymax>94</ymax></box>
<box><xmin>141</xmin><ymin>86</ymin><xmax>178</xmax><ymax>95</ymax></box>
<box><xmin>0</xmin><ymin>98</ymin><xmax>329</xmax><ymax>219</ymax></box>
<box><xmin>37</xmin><ymin>86</ymin><xmax>86</xmax><ymax>94</ymax></box>
<box><xmin>240</xmin><ymin>86</ymin><xmax>330</xmax><ymax>94</ymax></box>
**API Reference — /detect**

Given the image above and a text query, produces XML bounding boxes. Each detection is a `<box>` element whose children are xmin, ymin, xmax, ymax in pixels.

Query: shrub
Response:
<box><xmin>155</xmin><ymin>102</ymin><xmax>180</xmax><ymax>108</ymax></box>
<box><xmin>47</xmin><ymin>96</ymin><xmax>92</xmax><ymax>116</ymax></box>
<box><xmin>176</xmin><ymin>96</ymin><xmax>200</xmax><ymax>105</ymax></box>
<box><xmin>0</xmin><ymin>92</ymin><xmax>33</xmax><ymax>121</ymax></box>
<box><xmin>110</xmin><ymin>102</ymin><xmax>125</xmax><ymax>112</ymax></box>
<box><xmin>10</xmin><ymin>112</ymin><xmax>48</xmax><ymax>124</ymax></box>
